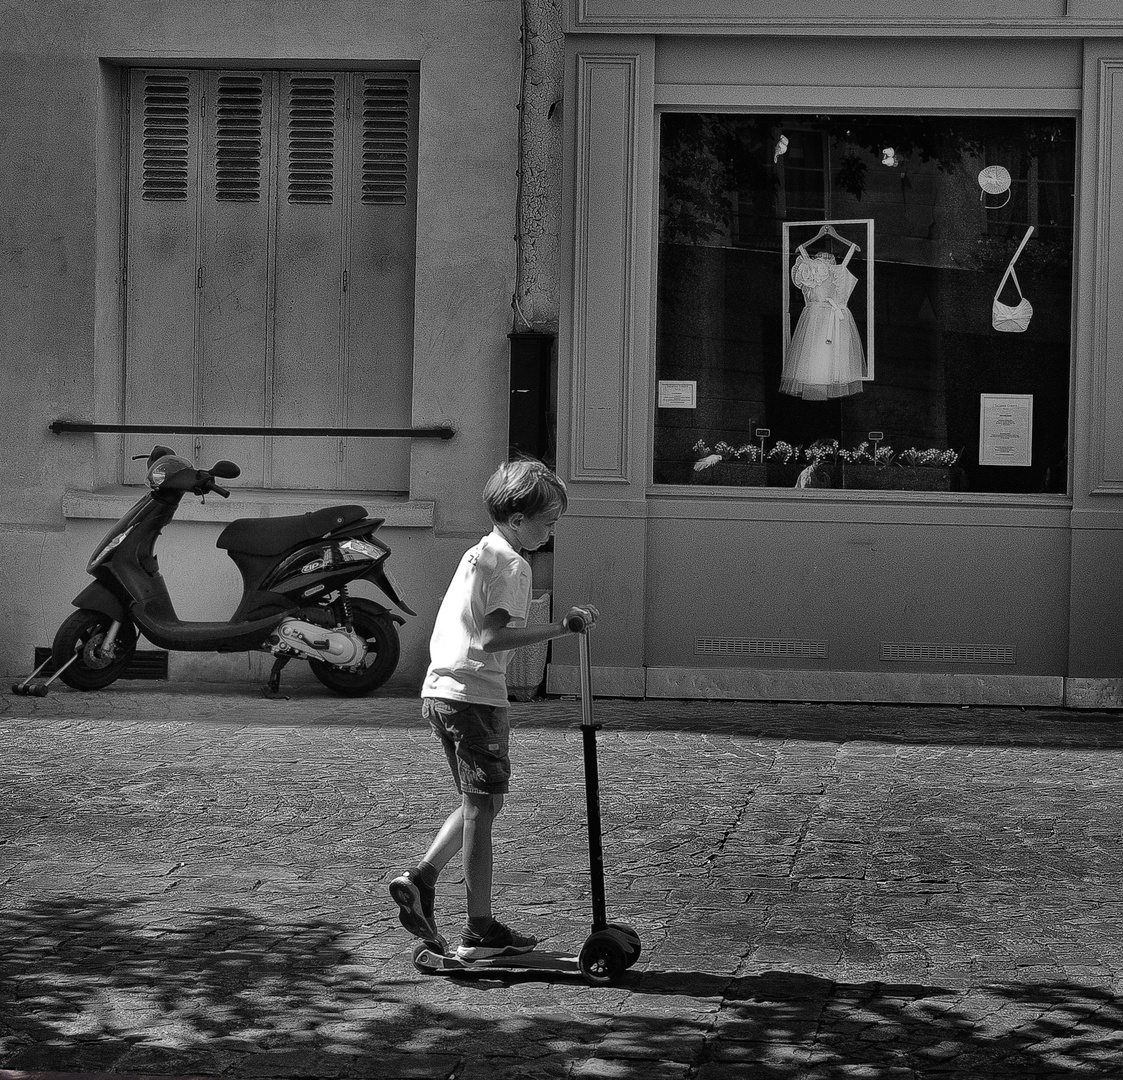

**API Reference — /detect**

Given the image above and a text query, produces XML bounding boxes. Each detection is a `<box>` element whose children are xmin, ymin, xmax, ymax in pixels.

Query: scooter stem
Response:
<box><xmin>578</xmin><ymin>630</ymin><xmax>608</xmax><ymax>931</ymax></box>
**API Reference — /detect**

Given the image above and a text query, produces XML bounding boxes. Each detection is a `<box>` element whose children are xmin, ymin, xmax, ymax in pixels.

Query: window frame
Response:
<box><xmin>650</xmin><ymin>103</ymin><xmax>1080</xmax><ymax>502</ymax></box>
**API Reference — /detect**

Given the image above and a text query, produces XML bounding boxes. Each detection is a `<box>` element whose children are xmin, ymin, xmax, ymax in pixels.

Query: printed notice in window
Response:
<box><xmin>979</xmin><ymin>394</ymin><xmax>1033</xmax><ymax>467</ymax></box>
<box><xmin>657</xmin><ymin>380</ymin><xmax>697</xmax><ymax>409</ymax></box>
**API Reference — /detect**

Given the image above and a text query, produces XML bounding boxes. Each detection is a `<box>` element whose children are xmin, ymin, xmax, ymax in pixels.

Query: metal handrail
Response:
<box><xmin>50</xmin><ymin>420</ymin><xmax>455</xmax><ymax>439</ymax></box>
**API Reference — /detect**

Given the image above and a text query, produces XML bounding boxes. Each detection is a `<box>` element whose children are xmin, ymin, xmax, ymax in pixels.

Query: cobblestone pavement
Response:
<box><xmin>2</xmin><ymin>682</ymin><xmax>1123</xmax><ymax>1079</ymax></box>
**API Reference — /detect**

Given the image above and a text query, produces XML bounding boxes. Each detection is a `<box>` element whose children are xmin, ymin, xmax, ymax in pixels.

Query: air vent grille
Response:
<box><xmin>215</xmin><ymin>75</ymin><xmax>264</xmax><ymax>201</ymax></box>
<box><xmin>141</xmin><ymin>73</ymin><xmax>191</xmax><ymax>201</ymax></box>
<box><xmin>287</xmin><ymin>76</ymin><xmax>336</xmax><ymax>204</ymax></box>
<box><xmin>880</xmin><ymin>642</ymin><xmax>1016</xmax><ymax>664</ymax></box>
<box><xmin>361</xmin><ymin>77</ymin><xmax>410</xmax><ymax>205</ymax></box>
<box><xmin>696</xmin><ymin>638</ymin><xmax>828</xmax><ymax>659</ymax></box>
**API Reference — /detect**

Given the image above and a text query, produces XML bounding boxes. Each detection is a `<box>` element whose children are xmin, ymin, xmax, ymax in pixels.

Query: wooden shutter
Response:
<box><xmin>269</xmin><ymin>72</ymin><xmax>346</xmax><ymax>488</ymax></box>
<box><xmin>123</xmin><ymin>67</ymin><xmax>418</xmax><ymax>492</ymax></box>
<box><xmin>341</xmin><ymin>72</ymin><xmax>418</xmax><ymax>493</ymax></box>
<box><xmin>196</xmin><ymin>71</ymin><xmax>275</xmax><ymax>484</ymax></box>
<box><xmin>123</xmin><ymin>69</ymin><xmax>202</xmax><ymax>467</ymax></box>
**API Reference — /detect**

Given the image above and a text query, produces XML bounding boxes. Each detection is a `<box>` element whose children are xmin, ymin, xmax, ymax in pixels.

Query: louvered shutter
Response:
<box><xmin>123</xmin><ymin>67</ymin><xmax>417</xmax><ymax>492</ymax></box>
<box><xmin>123</xmin><ymin>69</ymin><xmax>202</xmax><ymax>466</ymax></box>
<box><xmin>269</xmin><ymin>72</ymin><xmax>346</xmax><ymax>488</ymax></box>
<box><xmin>341</xmin><ymin>72</ymin><xmax>418</xmax><ymax>492</ymax></box>
<box><xmin>196</xmin><ymin>70</ymin><xmax>274</xmax><ymax>484</ymax></box>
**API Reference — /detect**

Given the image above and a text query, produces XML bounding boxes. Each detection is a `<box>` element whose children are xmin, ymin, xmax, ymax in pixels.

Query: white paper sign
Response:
<box><xmin>979</xmin><ymin>394</ymin><xmax>1033</xmax><ymax>467</ymax></box>
<box><xmin>657</xmin><ymin>380</ymin><xmax>697</xmax><ymax>409</ymax></box>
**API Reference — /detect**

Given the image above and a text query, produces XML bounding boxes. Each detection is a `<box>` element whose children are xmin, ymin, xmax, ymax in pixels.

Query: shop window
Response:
<box><xmin>123</xmin><ymin>68</ymin><xmax>418</xmax><ymax>492</ymax></box>
<box><xmin>655</xmin><ymin>113</ymin><xmax>1075</xmax><ymax>495</ymax></box>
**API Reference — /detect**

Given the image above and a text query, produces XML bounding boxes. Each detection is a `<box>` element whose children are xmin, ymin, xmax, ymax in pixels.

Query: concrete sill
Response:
<box><xmin>63</xmin><ymin>486</ymin><xmax>435</xmax><ymax>529</ymax></box>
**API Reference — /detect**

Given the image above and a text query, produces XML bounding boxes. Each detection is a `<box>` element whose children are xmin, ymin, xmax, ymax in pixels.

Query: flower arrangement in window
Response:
<box><xmin>898</xmin><ymin>446</ymin><xmax>960</xmax><ymax>468</ymax></box>
<box><xmin>766</xmin><ymin>441</ymin><xmax>800</xmax><ymax>464</ymax></box>
<box><xmin>692</xmin><ymin>439</ymin><xmax>763</xmax><ymax>472</ymax></box>
<box><xmin>837</xmin><ymin>440</ymin><xmax>896</xmax><ymax>467</ymax></box>
<box><xmin>691</xmin><ymin>435</ymin><xmax>960</xmax><ymax>488</ymax></box>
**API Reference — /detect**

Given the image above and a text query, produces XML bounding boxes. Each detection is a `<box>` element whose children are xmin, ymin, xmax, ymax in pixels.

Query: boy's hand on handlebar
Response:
<box><xmin>564</xmin><ymin>604</ymin><xmax>599</xmax><ymax>633</ymax></box>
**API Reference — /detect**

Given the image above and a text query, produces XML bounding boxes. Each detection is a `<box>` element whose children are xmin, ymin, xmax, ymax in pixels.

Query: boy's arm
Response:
<box><xmin>478</xmin><ymin>605</ymin><xmax>598</xmax><ymax>653</ymax></box>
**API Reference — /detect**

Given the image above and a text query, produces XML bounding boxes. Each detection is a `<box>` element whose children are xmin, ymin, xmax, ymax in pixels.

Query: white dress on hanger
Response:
<box><xmin>781</xmin><ymin>244</ymin><xmax>866</xmax><ymax>400</ymax></box>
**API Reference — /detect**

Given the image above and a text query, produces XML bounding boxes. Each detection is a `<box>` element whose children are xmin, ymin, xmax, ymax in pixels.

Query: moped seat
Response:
<box><xmin>216</xmin><ymin>505</ymin><xmax>369</xmax><ymax>557</ymax></box>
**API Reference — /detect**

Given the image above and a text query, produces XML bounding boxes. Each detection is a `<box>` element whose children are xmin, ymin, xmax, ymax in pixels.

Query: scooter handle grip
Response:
<box><xmin>565</xmin><ymin>613</ymin><xmax>588</xmax><ymax>633</ymax></box>
<box><xmin>212</xmin><ymin>483</ymin><xmax>231</xmax><ymax>499</ymax></box>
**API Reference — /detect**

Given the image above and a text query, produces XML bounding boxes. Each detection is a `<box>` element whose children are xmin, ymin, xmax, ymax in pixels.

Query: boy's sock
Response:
<box><xmin>466</xmin><ymin>915</ymin><xmax>494</xmax><ymax>935</ymax></box>
<box><xmin>415</xmin><ymin>861</ymin><xmax>439</xmax><ymax>889</ymax></box>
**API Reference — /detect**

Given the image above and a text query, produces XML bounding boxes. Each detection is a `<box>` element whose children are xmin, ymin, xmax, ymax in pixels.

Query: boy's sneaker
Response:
<box><xmin>456</xmin><ymin>919</ymin><xmax>538</xmax><ymax>961</ymax></box>
<box><xmin>389</xmin><ymin>868</ymin><xmax>439</xmax><ymax>943</ymax></box>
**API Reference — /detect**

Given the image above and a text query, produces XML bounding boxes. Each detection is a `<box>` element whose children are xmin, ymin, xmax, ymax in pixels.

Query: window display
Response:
<box><xmin>781</xmin><ymin>219</ymin><xmax>873</xmax><ymax>399</ymax></box>
<box><xmin>654</xmin><ymin>112</ymin><xmax>1075</xmax><ymax>494</ymax></box>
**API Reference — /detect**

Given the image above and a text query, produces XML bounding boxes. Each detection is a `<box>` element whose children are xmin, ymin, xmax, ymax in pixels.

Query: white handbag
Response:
<box><xmin>992</xmin><ymin>226</ymin><xmax>1034</xmax><ymax>333</ymax></box>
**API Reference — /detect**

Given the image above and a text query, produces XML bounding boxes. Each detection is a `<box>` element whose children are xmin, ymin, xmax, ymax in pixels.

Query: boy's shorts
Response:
<box><xmin>422</xmin><ymin>697</ymin><xmax>511</xmax><ymax>796</ymax></box>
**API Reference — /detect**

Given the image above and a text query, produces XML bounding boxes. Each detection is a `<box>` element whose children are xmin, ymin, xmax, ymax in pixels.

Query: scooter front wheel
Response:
<box><xmin>308</xmin><ymin>600</ymin><xmax>400</xmax><ymax>697</ymax></box>
<box><xmin>51</xmin><ymin>610</ymin><xmax>137</xmax><ymax>691</ymax></box>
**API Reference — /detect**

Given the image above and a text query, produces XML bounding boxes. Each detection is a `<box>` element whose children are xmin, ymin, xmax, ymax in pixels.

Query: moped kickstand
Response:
<box><xmin>261</xmin><ymin>656</ymin><xmax>292</xmax><ymax>700</ymax></box>
<box><xmin>11</xmin><ymin>650</ymin><xmax>81</xmax><ymax>697</ymax></box>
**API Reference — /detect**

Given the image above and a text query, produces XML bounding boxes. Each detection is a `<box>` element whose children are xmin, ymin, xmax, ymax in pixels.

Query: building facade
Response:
<box><xmin>0</xmin><ymin>1</ymin><xmax>536</xmax><ymax>691</ymax></box>
<box><xmin>3</xmin><ymin>1</ymin><xmax>1122</xmax><ymax>708</ymax></box>
<box><xmin>548</xmin><ymin>0</ymin><xmax>1123</xmax><ymax>707</ymax></box>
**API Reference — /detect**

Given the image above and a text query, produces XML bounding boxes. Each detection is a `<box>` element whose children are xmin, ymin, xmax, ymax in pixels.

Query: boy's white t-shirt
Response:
<box><xmin>422</xmin><ymin>529</ymin><xmax>532</xmax><ymax>708</ymax></box>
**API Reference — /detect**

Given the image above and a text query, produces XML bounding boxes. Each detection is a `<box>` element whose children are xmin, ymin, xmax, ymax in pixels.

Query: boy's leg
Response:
<box><xmin>457</xmin><ymin>789</ymin><xmax>536</xmax><ymax>960</ymax></box>
<box><xmin>462</xmin><ymin>791</ymin><xmax>503</xmax><ymax>920</ymax></box>
<box><xmin>389</xmin><ymin>700</ymin><xmax>466</xmax><ymax>943</ymax></box>
<box><xmin>422</xmin><ymin>802</ymin><xmax>467</xmax><ymax>871</ymax></box>
<box><xmin>389</xmin><ymin>794</ymin><xmax>500</xmax><ymax>944</ymax></box>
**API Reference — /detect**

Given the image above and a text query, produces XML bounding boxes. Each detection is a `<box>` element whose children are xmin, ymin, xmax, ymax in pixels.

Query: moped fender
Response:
<box><xmin>365</xmin><ymin>563</ymin><xmax>416</xmax><ymax>617</ymax></box>
<box><xmin>72</xmin><ymin>580</ymin><xmax>129</xmax><ymax>623</ymax></box>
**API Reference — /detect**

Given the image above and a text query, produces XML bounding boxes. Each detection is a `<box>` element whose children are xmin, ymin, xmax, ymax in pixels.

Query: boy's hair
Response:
<box><xmin>483</xmin><ymin>458</ymin><xmax>568</xmax><ymax>522</ymax></box>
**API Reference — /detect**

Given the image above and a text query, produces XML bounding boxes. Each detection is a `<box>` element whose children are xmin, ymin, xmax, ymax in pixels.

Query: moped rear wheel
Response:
<box><xmin>308</xmin><ymin>600</ymin><xmax>400</xmax><ymax>697</ymax></box>
<box><xmin>52</xmin><ymin>609</ymin><xmax>137</xmax><ymax>691</ymax></box>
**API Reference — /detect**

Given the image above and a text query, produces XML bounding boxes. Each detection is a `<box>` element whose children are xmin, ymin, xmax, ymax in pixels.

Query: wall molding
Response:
<box><xmin>570</xmin><ymin>52</ymin><xmax>640</xmax><ymax>481</ymax></box>
<box><xmin>546</xmin><ymin>663</ymin><xmax>1090</xmax><ymax>706</ymax></box>
<box><xmin>1089</xmin><ymin>57</ymin><xmax>1123</xmax><ymax>493</ymax></box>
<box><xmin>567</xmin><ymin>1</ymin><xmax>1123</xmax><ymax>36</ymax></box>
<box><xmin>655</xmin><ymin>86</ymin><xmax>1082</xmax><ymax>112</ymax></box>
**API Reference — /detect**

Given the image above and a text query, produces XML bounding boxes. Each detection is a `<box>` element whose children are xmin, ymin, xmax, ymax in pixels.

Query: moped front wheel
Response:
<box><xmin>308</xmin><ymin>600</ymin><xmax>400</xmax><ymax>697</ymax></box>
<box><xmin>52</xmin><ymin>610</ymin><xmax>138</xmax><ymax>691</ymax></box>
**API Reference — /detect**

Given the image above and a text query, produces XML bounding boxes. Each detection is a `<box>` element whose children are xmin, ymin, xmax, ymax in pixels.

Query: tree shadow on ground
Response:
<box><xmin>0</xmin><ymin>898</ymin><xmax>1120</xmax><ymax>1078</ymax></box>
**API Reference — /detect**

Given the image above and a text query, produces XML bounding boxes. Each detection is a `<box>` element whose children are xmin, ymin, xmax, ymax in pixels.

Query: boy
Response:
<box><xmin>390</xmin><ymin>458</ymin><xmax>598</xmax><ymax>960</ymax></box>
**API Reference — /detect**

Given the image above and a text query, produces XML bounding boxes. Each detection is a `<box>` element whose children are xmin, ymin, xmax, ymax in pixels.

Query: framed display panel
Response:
<box><xmin>654</xmin><ymin>112</ymin><xmax>1076</xmax><ymax>494</ymax></box>
<box><xmin>782</xmin><ymin>218</ymin><xmax>875</xmax><ymax>386</ymax></box>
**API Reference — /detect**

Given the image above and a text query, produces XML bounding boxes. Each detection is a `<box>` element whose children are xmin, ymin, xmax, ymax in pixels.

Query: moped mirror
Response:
<box><xmin>211</xmin><ymin>460</ymin><xmax>241</xmax><ymax>479</ymax></box>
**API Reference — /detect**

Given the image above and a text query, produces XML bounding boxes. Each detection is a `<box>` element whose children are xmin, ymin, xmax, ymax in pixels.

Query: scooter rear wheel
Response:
<box><xmin>51</xmin><ymin>609</ymin><xmax>137</xmax><ymax>691</ymax></box>
<box><xmin>308</xmin><ymin>600</ymin><xmax>400</xmax><ymax>697</ymax></box>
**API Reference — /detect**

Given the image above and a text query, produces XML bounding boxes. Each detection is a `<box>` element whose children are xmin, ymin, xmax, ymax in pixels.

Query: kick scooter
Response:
<box><xmin>411</xmin><ymin>616</ymin><xmax>641</xmax><ymax>986</ymax></box>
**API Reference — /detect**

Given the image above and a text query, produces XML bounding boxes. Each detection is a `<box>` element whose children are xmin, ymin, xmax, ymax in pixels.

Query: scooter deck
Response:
<box><xmin>413</xmin><ymin>942</ymin><xmax>580</xmax><ymax>977</ymax></box>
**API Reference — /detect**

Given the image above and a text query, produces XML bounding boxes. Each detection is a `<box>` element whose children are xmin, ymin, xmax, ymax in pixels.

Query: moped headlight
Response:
<box><xmin>146</xmin><ymin>454</ymin><xmax>193</xmax><ymax>490</ymax></box>
<box><xmin>148</xmin><ymin>463</ymin><xmax>169</xmax><ymax>490</ymax></box>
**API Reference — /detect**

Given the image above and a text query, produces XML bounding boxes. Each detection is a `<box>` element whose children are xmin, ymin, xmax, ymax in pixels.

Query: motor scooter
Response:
<box><xmin>13</xmin><ymin>445</ymin><xmax>414</xmax><ymax>698</ymax></box>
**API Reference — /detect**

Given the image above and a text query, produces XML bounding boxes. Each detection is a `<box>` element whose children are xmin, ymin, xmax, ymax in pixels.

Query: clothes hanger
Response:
<box><xmin>801</xmin><ymin>223</ymin><xmax>860</xmax><ymax>253</ymax></box>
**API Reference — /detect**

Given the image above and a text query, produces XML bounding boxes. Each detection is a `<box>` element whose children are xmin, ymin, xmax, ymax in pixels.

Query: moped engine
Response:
<box><xmin>267</xmin><ymin>617</ymin><xmax>369</xmax><ymax>669</ymax></box>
